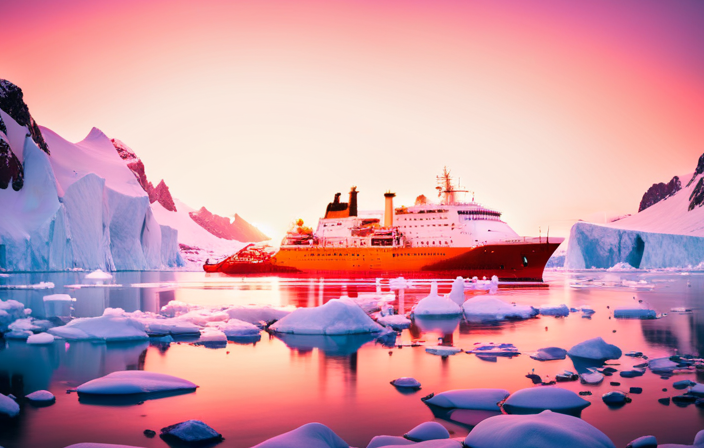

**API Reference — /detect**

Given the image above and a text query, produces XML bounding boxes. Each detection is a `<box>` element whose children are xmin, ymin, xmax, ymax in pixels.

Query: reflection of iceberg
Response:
<box><xmin>414</xmin><ymin>316</ymin><xmax>460</xmax><ymax>335</ymax></box>
<box><xmin>274</xmin><ymin>333</ymin><xmax>376</xmax><ymax>356</ymax></box>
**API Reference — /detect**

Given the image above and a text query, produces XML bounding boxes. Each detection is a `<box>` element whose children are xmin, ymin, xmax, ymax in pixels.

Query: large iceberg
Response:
<box><xmin>270</xmin><ymin>298</ymin><xmax>384</xmax><ymax>335</ymax></box>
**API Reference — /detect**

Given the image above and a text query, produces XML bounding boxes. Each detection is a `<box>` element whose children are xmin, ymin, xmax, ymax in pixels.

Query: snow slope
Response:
<box><xmin>566</xmin><ymin>169</ymin><xmax>704</xmax><ymax>269</ymax></box>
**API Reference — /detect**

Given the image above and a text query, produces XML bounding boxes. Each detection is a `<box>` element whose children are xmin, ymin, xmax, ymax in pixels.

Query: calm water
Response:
<box><xmin>1</xmin><ymin>270</ymin><xmax>704</xmax><ymax>448</ymax></box>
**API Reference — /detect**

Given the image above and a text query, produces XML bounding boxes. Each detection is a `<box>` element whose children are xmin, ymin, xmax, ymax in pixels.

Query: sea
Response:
<box><xmin>1</xmin><ymin>270</ymin><xmax>703</xmax><ymax>448</ymax></box>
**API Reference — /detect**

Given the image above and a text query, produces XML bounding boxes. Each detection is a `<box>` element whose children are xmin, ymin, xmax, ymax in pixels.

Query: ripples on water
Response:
<box><xmin>1</xmin><ymin>270</ymin><xmax>704</xmax><ymax>447</ymax></box>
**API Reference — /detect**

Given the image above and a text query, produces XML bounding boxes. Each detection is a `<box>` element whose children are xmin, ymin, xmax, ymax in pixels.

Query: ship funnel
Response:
<box><xmin>384</xmin><ymin>192</ymin><xmax>396</xmax><ymax>227</ymax></box>
<box><xmin>349</xmin><ymin>187</ymin><xmax>358</xmax><ymax>217</ymax></box>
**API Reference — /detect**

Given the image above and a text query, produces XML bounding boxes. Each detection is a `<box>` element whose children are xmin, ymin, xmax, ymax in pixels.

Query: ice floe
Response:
<box><xmin>580</xmin><ymin>369</ymin><xmax>605</xmax><ymax>385</ymax></box>
<box><xmin>377</xmin><ymin>314</ymin><xmax>412</xmax><ymax>330</ymax></box>
<box><xmin>539</xmin><ymin>304</ymin><xmax>570</xmax><ymax>317</ymax></box>
<box><xmin>219</xmin><ymin>318</ymin><xmax>261</xmax><ymax>339</ymax></box>
<box><xmin>530</xmin><ymin>347</ymin><xmax>567</xmax><ymax>361</ymax></box>
<box><xmin>391</xmin><ymin>377</ymin><xmax>421</xmax><ymax>390</ymax></box>
<box><xmin>567</xmin><ymin>337</ymin><xmax>622</xmax><ymax>361</ymax></box>
<box><xmin>77</xmin><ymin>371</ymin><xmax>197</xmax><ymax>395</ymax></box>
<box><xmin>270</xmin><ymin>298</ymin><xmax>383</xmax><ymax>335</ymax></box>
<box><xmin>468</xmin><ymin>343</ymin><xmax>519</xmax><ymax>358</ymax></box>
<box><xmin>425</xmin><ymin>346</ymin><xmax>462</xmax><ymax>356</ymax></box>
<box><xmin>462</xmin><ymin>297</ymin><xmax>538</xmax><ymax>322</ymax></box>
<box><xmin>49</xmin><ymin>308</ymin><xmax>148</xmax><ymax>342</ymax></box>
<box><xmin>0</xmin><ymin>393</ymin><xmax>19</xmax><ymax>417</ymax></box>
<box><xmin>613</xmin><ymin>307</ymin><xmax>657</xmax><ymax>319</ymax></box>
<box><xmin>464</xmin><ymin>410</ymin><xmax>615</xmax><ymax>448</ymax></box>
<box><xmin>405</xmin><ymin>422</ymin><xmax>450</xmax><ymax>442</ymax></box>
<box><xmin>25</xmin><ymin>390</ymin><xmax>55</xmax><ymax>404</ymax></box>
<box><xmin>648</xmin><ymin>357</ymin><xmax>680</xmax><ymax>374</ymax></box>
<box><xmin>412</xmin><ymin>282</ymin><xmax>461</xmax><ymax>317</ymax></box>
<box><xmin>160</xmin><ymin>420</ymin><xmax>223</xmax><ymax>445</ymax></box>
<box><xmin>502</xmin><ymin>387</ymin><xmax>591</xmax><ymax>416</ymax></box>
<box><xmin>26</xmin><ymin>332</ymin><xmax>55</xmax><ymax>345</ymax></box>
<box><xmin>252</xmin><ymin>422</ymin><xmax>349</xmax><ymax>448</ymax></box>
<box><xmin>422</xmin><ymin>389</ymin><xmax>509</xmax><ymax>411</ymax></box>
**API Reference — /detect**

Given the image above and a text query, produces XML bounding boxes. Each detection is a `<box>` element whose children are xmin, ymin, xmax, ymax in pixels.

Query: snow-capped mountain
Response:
<box><xmin>0</xmin><ymin>79</ymin><xmax>265</xmax><ymax>271</ymax></box>
<box><xmin>565</xmin><ymin>154</ymin><xmax>704</xmax><ymax>269</ymax></box>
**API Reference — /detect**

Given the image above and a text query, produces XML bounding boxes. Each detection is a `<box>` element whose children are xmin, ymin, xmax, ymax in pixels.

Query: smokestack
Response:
<box><xmin>349</xmin><ymin>187</ymin><xmax>358</xmax><ymax>217</ymax></box>
<box><xmin>384</xmin><ymin>192</ymin><xmax>396</xmax><ymax>227</ymax></box>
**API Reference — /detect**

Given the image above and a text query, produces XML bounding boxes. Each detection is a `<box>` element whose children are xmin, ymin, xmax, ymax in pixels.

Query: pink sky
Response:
<box><xmin>3</xmin><ymin>0</ymin><xmax>704</xmax><ymax>241</ymax></box>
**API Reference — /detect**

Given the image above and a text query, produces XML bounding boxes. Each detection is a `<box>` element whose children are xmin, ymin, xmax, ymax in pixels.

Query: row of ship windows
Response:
<box><xmin>401</xmin><ymin>224</ymin><xmax>451</xmax><ymax>228</ymax></box>
<box><xmin>399</xmin><ymin>216</ymin><xmax>449</xmax><ymax>221</ymax></box>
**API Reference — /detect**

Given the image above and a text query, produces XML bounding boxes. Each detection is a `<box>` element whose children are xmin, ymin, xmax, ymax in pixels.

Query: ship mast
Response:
<box><xmin>436</xmin><ymin>167</ymin><xmax>467</xmax><ymax>205</ymax></box>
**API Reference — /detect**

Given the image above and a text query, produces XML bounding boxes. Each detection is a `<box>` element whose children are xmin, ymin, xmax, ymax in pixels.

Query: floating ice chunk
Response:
<box><xmin>84</xmin><ymin>269</ymin><xmax>113</xmax><ymax>284</ymax></box>
<box><xmin>160</xmin><ymin>300</ymin><xmax>194</xmax><ymax>318</ymax></box>
<box><xmin>462</xmin><ymin>297</ymin><xmax>538</xmax><ymax>322</ymax></box>
<box><xmin>465</xmin><ymin>410</ymin><xmax>615</xmax><ymax>448</ymax></box>
<box><xmin>690</xmin><ymin>383</ymin><xmax>704</xmax><ymax>397</ymax></box>
<box><xmin>139</xmin><ymin>318</ymin><xmax>201</xmax><ymax>336</ymax></box>
<box><xmin>531</xmin><ymin>347</ymin><xmax>567</xmax><ymax>361</ymax></box>
<box><xmin>0</xmin><ymin>393</ymin><xmax>19</xmax><ymax>417</ymax></box>
<box><xmin>619</xmin><ymin>369</ymin><xmax>645</xmax><ymax>378</ymax></box>
<box><xmin>9</xmin><ymin>317</ymin><xmax>40</xmax><ymax>332</ymax></box>
<box><xmin>502</xmin><ymin>387</ymin><xmax>591</xmax><ymax>416</ymax></box>
<box><xmin>602</xmin><ymin>391</ymin><xmax>629</xmax><ymax>406</ymax></box>
<box><xmin>614</xmin><ymin>308</ymin><xmax>656</xmax><ymax>319</ymax></box>
<box><xmin>252</xmin><ymin>422</ymin><xmax>349</xmax><ymax>448</ymax></box>
<box><xmin>648</xmin><ymin>357</ymin><xmax>679</xmax><ymax>374</ymax></box>
<box><xmin>198</xmin><ymin>329</ymin><xmax>227</xmax><ymax>347</ymax></box>
<box><xmin>579</xmin><ymin>369</ymin><xmax>604</xmax><ymax>385</ymax></box>
<box><xmin>568</xmin><ymin>337</ymin><xmax>622</xmax><ymax>361</ymax></box>
<box><xmin>422</xmin><ymin>389</ymin><xmax>510</xmax><ymax>411</ymax></box>
<box><xmin>26</xmin><ymin>390</ymin><xmax>55</xmax><ymax>404</ymax></box>
<box><xmin>425</xmin><ymin>346</ymin><xmax>462</xmax><ymax>356</ymax></box>
<box><xmin>43</xmin><ymin>294</ymin><xmax>76</xmax><ymax>302</ymax></box>
<box><xmin>377</xmin><ymin>314</ymin><xmax>411</xmax><ymax>330</ymax></box>
<box><xmin>0</xmin><ymin>300</ymin><xmax>31</xmax><ymax>332</ymax></box>
<box><xmin>391</xmin><ymin>377</ymin><xmax>421</xmax><ymax>390</ymax></box>
<box><xmin>160</xmin><ymin>420</ymin><xmax>223</xmax><ymax>445</ymax></box>
<box><xmin>270</xmin><ymin>298</ymin><xmax>383</xmax><ymax>335</ymax></box>
<box><xmin>448</xmin><ymin>277</ymin><xmax>466</xmax><ymax>306</ymax></box>
<box><xmin>77</xmin><ymin>371</ymin><xmax>197</xmax><ymax>395</ymax></box>
<box><xmin>405</xmin><ymin>422</ymin><xmax>450</xmax><ymax>442</ymax></box>
<box><xmin>413</xmin><ymin>282</ymin><xmax>461</xmax><ymax>317</ymax></box>
<box><xmin>225</xmin><ymin>304</ymin><xmax>293</xmax><ymax>327</ymax></box>
<box><xmin>468</xmin><ymin>343</ymin><xmax>519</xmax><ymax>357</ymax></box>
<box><xmin>220</xmin><ymin>319</ymin><xmax>261</xmax><ymax>338</ymax></box>
<box><xmin>673</xmin><ymin>380</ymin><xmax>695</xmax><ymax>390</ymax></box>
<box><xmin>367</xmin><ymin>435</ymin><xmax>416</xmax><ymax>448</ymax></box>
<box><xmin>581</xmin><ymin>306</ymin><xmax>595</xmax><ymax>316</ymax></box>
<box><xmin>539</xmin><ymin>304</ymin><xmax>570</xmax><ymax>317</ymax></box>
<box><xmin>27</xmin><ymin>332</ymin><xmax>55</xmax><ymax>345</ymax></box>
<box><xmin>48</xmin><ymin>308</ymin><xmax>148</xmax><ymax>342</ymax></box>
<box><xmin>626</xmin><ymin>435</ymin><xmax>657</xmax><ymax>448</ymax></box>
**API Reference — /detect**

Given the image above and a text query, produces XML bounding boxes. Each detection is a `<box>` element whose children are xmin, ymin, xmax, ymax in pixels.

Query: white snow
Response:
<box><xmin>539</xmin><ymin>304</ymin><xmax>570</xmax><ymax>317</ymax></box>
<box><xmin>270</xmin><ymin>298</ymin><xmax>384</xmax><ymax>335</ymax></box>
<box><xmin>614</xmin><ymin>307</ymin><xmax>656</xmax><ymax>319</ymax></box>
<box><xmin>391</xmin><ymin>377</ymin><xmax>421</xmax><ymax>389</ymax></box>
<box><xmin>77</xmin><ymin>371</ymin><xmax>197</xmax><ymax>395</ymax></box>
<box><xmin>530</xmin><ymin>347</ymin><xmax>567</xmax><ymax>361</ymax></box>
<box><xmin>502</xmin><ymin>387</ymin><xmax>591</xmax><ymax>415</ymax></box>
<box><xmin>26</xmin><ymin>333</ymin><xmax>55</xmax><ymax>345</ymax></box>
<box><xmin>405</xmin><ymin>422</ymin><xmax>450</xmax><ymax>442</ymax></box>
<box><xmin>464</xmin><ymin>410</ymin><xmax>615</xmax><ymax>448</ymax></box>
<box><xmin>0</xmin><ymin>393</ymin><xmax>19</xmax><ymax>417</ymax></box>
<box><xmin>252</xmin><ymin>422</ymin><xmax>349</xmax><ymax>448</ymax></box>
<box><xmin>412</xmin><ymin>282</ymin><xmax>462</xmax><ymax>317</ymax></box>
<box><xmin>377</xmin><ymin>314</ymin><xmax>412</xmax><ymax>330</ymax></box>
<box><xmin>448</xmin><ymin>277</ymin><xmax>466</xmax><ymax>306</ymax></box>
<box><xmin>160</xmin><ymin>420</ymin><xmax>222</xmax><ymax>444</ymax></box>
<box><xmin>567</xmin><ymin>337</ymin><xmax>622</xmax><ymax>361</ymax></box>
<box><xmin>25</xmin><ymin>390</ymin><xmax>55</xmax><ymax>404</ymax></box>
<box><xmin>48</xmin><ymin>308</ymin><xmax>148</xmax><ymax>342</ymax></box>
<box><xmin>422</xmin><ymin>389</ymin><xmax>510</xmax><ymax>411</ymax></box>
<box><xmin>462</xmin><ymin>296</ymin><xmax>538</xmax><ymax>322</ymax></box>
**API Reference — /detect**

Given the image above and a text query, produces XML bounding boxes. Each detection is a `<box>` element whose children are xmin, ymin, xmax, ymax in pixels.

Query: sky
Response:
<box><xmin>2</xmin><ymin>0</ymin><xmax>704</xmax><ymax>243</ymax></box>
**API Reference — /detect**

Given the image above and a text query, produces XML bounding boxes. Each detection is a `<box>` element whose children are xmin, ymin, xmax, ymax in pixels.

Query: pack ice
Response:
<box><xmin>77</xmin><ymin>371</ymin><xmax>197</xmax><ymax>395</ymax></box>
<box><xmin>464</xmin><ymin>410</ymin><xmax>615</xmax><ymax>448</ymax></box>
<box><xmin>0</xmin><ymin>106</ymin><xmax>185</xmax><ymax>271</ymax></box>
<box><xmin>269</xmin><ymin>298</ymin><xmax>384</xmax><ymax>335</ymax></box>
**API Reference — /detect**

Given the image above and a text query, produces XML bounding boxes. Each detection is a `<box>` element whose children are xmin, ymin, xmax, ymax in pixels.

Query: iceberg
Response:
<box><xmin>390</xmin><ymin>377</ymin><xmax>421</xmax><ymax>390</ymax></box>
<box><xmin>568</xmin><ymin>337</ymin><xmax>622</xmax><ymax>361</ymax></box>
<box><xmin>270</xmin><ymin>298</ymin><xmax>383</xmax><ymax>335</ymax></box>
<box><xmin>412</xmin><ymin>282</ymin><xmax>462</xmax><ymax>317</ymax></box>
<box><xmin>77</xmin><ymin>371</ymin><xmax>197</xmax><ymax>395</ymax></box>
<box><xmin>539</xmin><ymin>304</ymin><xmax>569</xmax><ymax>317</ymax></box>
<box><xmin>448</xmin><ymin>276</ymin><xmax>466</xmax><ymax>306</ymax></box>
<box><xmin>405</xmin><ymin>422</ymin><xmax>450</xmax><ymax>442</ymax></box>
<box><xmin>26</xmin><ymin>390</ymin><xmax>55</xmax><ymax>404</ymax></box>
<box><xmin>502</xmin><ymin>387</ymin><xmax>591</xmax><ymax>416</ymax></box>
<box><xmin>464</xmin><ymin>410</ymin><xmax>615</xmax><ymax>448</ymax></box>
<box><xmin>0</xmin><ymin>393</ymin><xmax>19</xmax><ymax>417</ymax></box>
<box><xmin>530</xmin><ymin>347</ymin><xmax>567</xmax><ymax>361</ymax></box>
<box><xmin>26</xmin><ymin>332</ymin><xmax>55</xmax><ymax>345</ymax></box>
<box><xmin>462</xmin><ymin>296</ymin><xmax>537</xmax><ymax>322</ymax></box>
<box><xmin>421</xmin><ymin>389</ymin><xmax>510</xmax><ymax>411</ymax></box>
<box><xmin>219</xmin><ymin>319</ymin><xmax>261</xmax><ymax>339</ymax></box>
<box><xmin>425</xmin><ymin>346</ymin><xmax>462</xmax><ymax>356</ymax></box>
<box><xmin>252</xmin><ymin>422</ymin><xmax>349</xmax><ymax>448</ymax></box>
<box><xmin>48</xmin><ymin>308</ymin><xmax>148</xmax><ymax>342</ymax></box>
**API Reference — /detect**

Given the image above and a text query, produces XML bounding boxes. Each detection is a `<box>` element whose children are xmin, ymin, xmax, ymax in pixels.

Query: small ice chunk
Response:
<box><xmin>26</xmin><ymin>333</ymin><xmax>55</xmax><ymax>345</ymax></box>
<box><xmin>425</xmin><ymin>346</ymin><xmax>462</xmax><ymax>356</ymax></box>
<box><xmin>531</xmin><ymin>347</ymin><xmax>567</xmax><ymax>361</ymax></box>
<box><xmin>626</xmin><ymin>435</ymin><xmax>657</xmax><ymax>448</ymax></box>
<box><xmin>580</xmin><ymin>370</ymin><xmax>604</xmax><ymax>385</ymax></box>
<box><xmin>391</xmin><ymin>377</ymin><xmax>421</xmax><ymax>389</ymax></box>
<box><xmin>673</xmin><ymin>380</ymin><xmax>695</xmax><ymax>390</ymax></box>
<box><xmin>648</xmin><ymin>357</ymin><xmax>679</xmax><ymax>374</ymax></box>
<box><xmin>220</xmin><ymin>319</ymin><xmax>261</xmax><ymax>338</ymax></box>
<box><xmin>422</xmin><ymin>389</ymin><xmax>509</xmax><ymax>411</ymax></box>
<box><xmin>502</xmin><ymin>387</ymin><xmax>591</xmax><ymax>416</ymax></box>
<box><xmin>568</xmin><ymin>337</ymin><xmax>622</xmax><ymax>361</ymax></box>
<box><xmin>581</xmin><ymin>306</ymin><xmax>595</xmax><ymax>316</ymax></box>
<box><xmin>413</xmin><ymin>282</ymin><xmax>462</xmax><ymax>317</ymax></box>
<box><xmin>602</xmin><ymin>391</ymin><xmax>629</xmax><ymax>406</ymax></box>
<box><xmin>464</xmin><ymin>410</ymin><xmax>615</xmax><ymax>448</ymax></box>
<box><xmin>539</xmin><ymin>304</ymin><xmax>569</xmax><ymax>317</ymax></box>
<box><xmin>405</xmin><ymin>422</ymin><xmax>450</xmax><ymax>442</ymax></box>
<box><xmin>225</xmin><ymin>304</ymin><xmax>292</xmax><ymax>327</ymax></box>
<box><xmin>4</xmin><ymin>330</ymin><xmax>32</xmax><ymax>339</ymax></box>
<box><xmin>42</xmin><ymin>294</ymin><xmax>76</xmax><ymax>302</ymax></box>
<box><xmin>377</xmin><ymin>314</ymin><xmax>412</xmax><ymax>330</ymax></box>
<box><xmin>77</xmin><ymin>371</ymin><xmax>197</xmax><ymax>395</ymax></box>
<box><xmin>85</xmin><ymin>269</ymin><xmax>113</xmax><ymax>282</ymax></box>
<box><xmin>690</xmin><ymin>383</ymin><xmax>704</xmax><ymax>397</ymax></box>
<box><xmin>252</xmin><ymin>422</ymin><xmax>349</xmax><ymax>448</ymax></box>
<box><xmin>270</xmin><ymin>298</ymin><xmax>384</xmax><ymax>335</ymax></box>
<box><xmin>26</xmin><ymin>390</ymin><xmax>55</xmax><ymax>404</ymax></box>
<box><xmin>160</xmin><ymin>420</ymin><xmax>223</xmax><ymax>445</ymax></box>
<box><xmin>462</xmin><ymin>297</ymin><xmax>538</xmax><ymax>322</ymax></box>
<box><xmin>0</xmin><ymin>393</ymin><xmax>19</xmax><ymax>417</ymax></box>
<box><xmin>614</xmin><ymin>308</ymin><xmax>656</xmax><ymax>319</ymax></box>
<box><xmin>199</xmin><ymin>329</ymin><xmax>227</xmax><ymax>345</ymax></box>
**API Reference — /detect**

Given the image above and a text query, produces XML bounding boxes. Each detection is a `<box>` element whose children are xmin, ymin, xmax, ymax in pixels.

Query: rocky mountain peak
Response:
<box><xmin>638</xmin><ymin>176</ymin><xmax>681</xmax><ymax>212</ymax></box>
<box><xmin>0</xmin><ymin>79</ymin><xmax>49</xmax><ymax>154</ymax></box>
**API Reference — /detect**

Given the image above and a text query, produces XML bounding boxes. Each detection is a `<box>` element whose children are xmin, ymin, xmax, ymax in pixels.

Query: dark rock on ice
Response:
<box><xmin>602</xmin><ymin>391</ymin><xmax>630</xmax><ymax>407</ymax></box>
<box><xmin>639</xmin><ymin>176</ymin><xmax>681</xmax><ymax>212</ymax></box>
<box><xmin>144</xmin><ymin>429</ymin><xmax>156</xmax><ymax>438</ymax></box>
<box><xmin>160</xmin><ymin>420</ymin><xmax>223</xmax><ymax>446</ymax></box>
<box><xmin>658</xmin><ymin>397</ymin><xmax>670</xmax><ymax>406</ymax></box>
<box><xmin>629</xmin><ymin>387</ymin><xmax>643</xmax><ymax>394</ymax></box>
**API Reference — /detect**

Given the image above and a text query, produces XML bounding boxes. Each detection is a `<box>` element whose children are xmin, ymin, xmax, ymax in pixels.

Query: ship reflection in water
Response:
<box><xmin>1</xmin><ymin>271</ymin><xmax>704</xmax><ymax>448</ymax></box>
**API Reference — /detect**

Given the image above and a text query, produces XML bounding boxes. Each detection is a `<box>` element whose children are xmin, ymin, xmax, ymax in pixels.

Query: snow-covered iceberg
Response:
<box><xmin>412</xmin><ymin>282</ymin><xmax>462</xmax><ymax>317</ymax></box>
<box><xmin>502</xmin><ymin>387</ymin><xmax>591</xmax><ymax>416</ymax></box>
<box><xmin>530</xmin><ymin>347</ymin><xmax>567</xmax><ymax>361</ymax></box>
<box><xmin>77</xmin><ymin>371</ymin><xmax>197</xmax><ymax>395</ymax></box>
<box><xmin>49</xmin><ymin>308</ymin><xmax>148</xmax><ymax>342</ymax></box>
<box><xmin>0</xmin><ymin>393</ymin><xmax>19</xmax><ymax>417</ymax></box>
<box><xmin>462</xmin><ymin>297</ymin><xmax>537</xmax><ymax>322</ymax></box>
<box><xmin>270</xmin><ymin>298</ymin><xmax>384</xmax><ymax>335</ymax></box>
<box><xmin>422</xmin><ymin>389</ymin><xmax>509</xmax><ymax>411</ymax></box>
<box><xmin>539</xmin><ymin>304</ymin><xmax>569</xmax><ymax>317</ymax></box>
<box><xmin>252</xmin><ymin>422</ymin><xmax>349</xmax><ymax>448</ymax></box>
<box><xmin>567</xmin><ymin>337</ymin><xmax>622</xmax><ymax>361</ymax></box>
<box><xmin>405</xmin><ymin>422</ymin><xmax>450</xmax><ymax>442</ymax></box>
